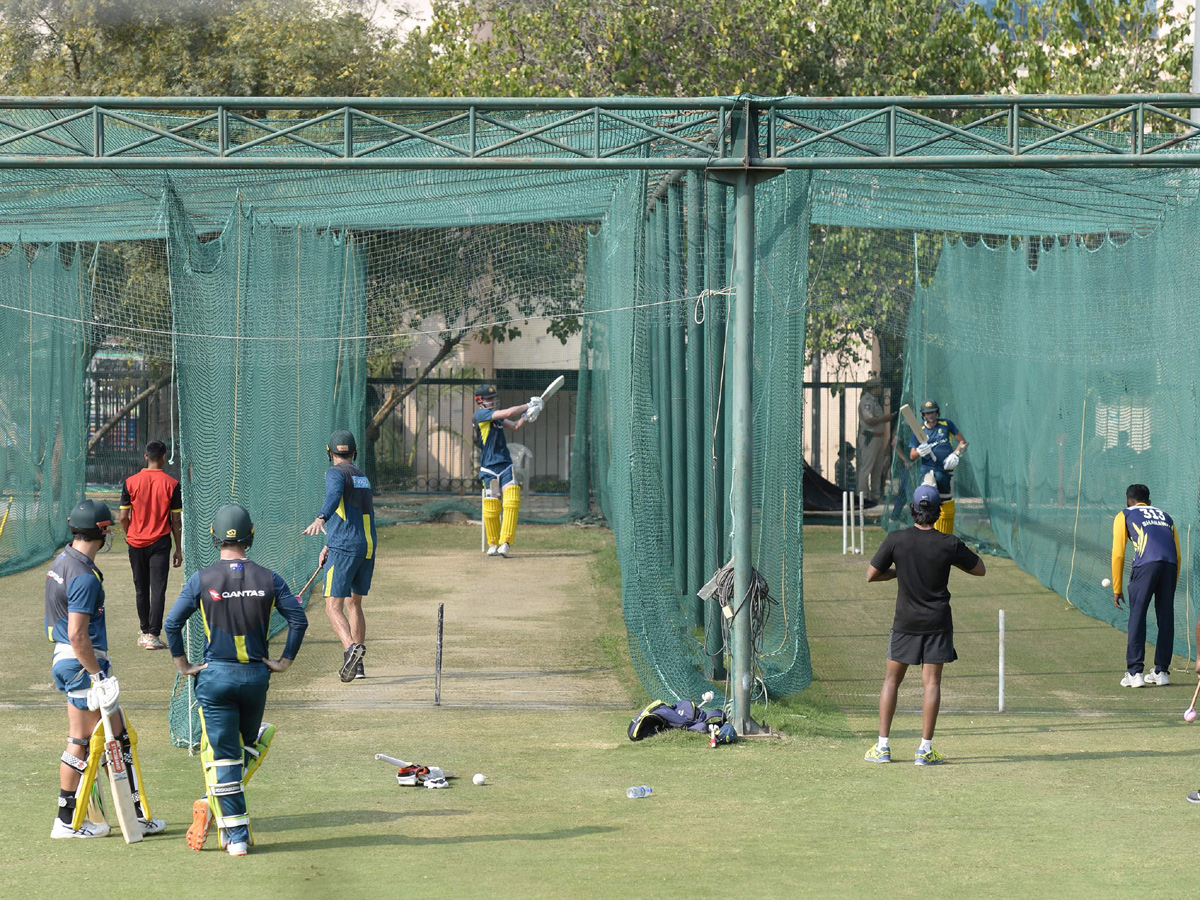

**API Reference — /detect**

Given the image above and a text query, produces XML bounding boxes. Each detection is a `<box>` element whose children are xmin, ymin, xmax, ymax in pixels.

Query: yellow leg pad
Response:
<box><xmin>122</xmin><ymin>714</ymin><xmax>152</xmax><ymax>820</ymax></box>
<box><xmin>499</xmin><ymin>485</ymin><xmax>521</xmax><ymax>545</ymax></box>
<box><xmin>482</xmin><ymin>497</ymin><xmax>502</xmax><ymax>546</ymax></box>
<box><xmin>71</xmin><ymin>723</ymin><xmax>105</xmax><ymax>831</ymax></box>
<box><xmin>934</xmin><ymin>499</ymin><xmax>956</xmax><ymax>535</ymax></box>
<box><xmin>243</xmin><ymin>723</ymin><xmax>275</xmax><ymax>784</ymax></box>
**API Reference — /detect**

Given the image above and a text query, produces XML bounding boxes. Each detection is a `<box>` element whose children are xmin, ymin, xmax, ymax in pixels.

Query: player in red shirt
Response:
<box><xmin>118</xmin><ymin>441</ymin><xmax>182</xmax><ymax>650</ymax></box>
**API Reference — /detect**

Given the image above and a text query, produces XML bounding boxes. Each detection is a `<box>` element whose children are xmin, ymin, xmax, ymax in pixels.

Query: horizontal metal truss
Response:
<box><xmin>2</xmin><ymin>95</ymin><xmax>1200</xmax><ymax>169</ymax></box>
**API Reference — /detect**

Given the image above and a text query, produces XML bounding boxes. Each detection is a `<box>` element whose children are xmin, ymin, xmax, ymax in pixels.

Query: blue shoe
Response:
<box><xmin>864</xmin><ymin>744</ymin><xmax>891</xmax><ymax>763</ymax></box>
<box><xmin>915</xmin><ymin>748</ymin><xmax>946</xmax><ymax>766</ymax></box>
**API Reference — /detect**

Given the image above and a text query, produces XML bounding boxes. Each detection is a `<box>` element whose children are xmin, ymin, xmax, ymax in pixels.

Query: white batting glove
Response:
<box><xmin>943</xmin><ymin>450</ymin><xmax>960</xmax><ymax>471</ymax></box>
<box><xmin>916</xmin><ymin>442</ymin><xmax>933</xmax><ymax>458</ymax></box>
<box><xmin>528</xmin><ymin>396</ymin><xmax>544</xmax><ymax>412</ymax></box>
<box><xmin>86</xmin><ymin>673</ymin><xmax>120</xmax><ymax>711</ymax></box>
<box><xmin>524</xmin><ymin>405</ymin><xmax>542</xmax><ymax>423</ymax></box>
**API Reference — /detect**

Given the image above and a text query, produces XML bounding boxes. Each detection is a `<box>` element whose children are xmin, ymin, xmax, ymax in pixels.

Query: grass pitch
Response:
<box><xmin>2</xmin><ymin>522</ymin><xmax>1198</xmax><ymax>898</ymax></box>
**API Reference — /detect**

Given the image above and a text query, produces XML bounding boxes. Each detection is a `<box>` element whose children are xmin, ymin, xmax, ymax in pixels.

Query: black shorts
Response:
<box><xmin>888</xmin><ymin>630</ymin><xmax>957</xmax><ymax>665</ymax></box>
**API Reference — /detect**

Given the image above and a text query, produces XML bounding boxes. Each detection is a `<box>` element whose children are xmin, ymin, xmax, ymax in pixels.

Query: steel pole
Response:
<box><xmin>1193</xmin><ymin>4</ymin><xmax>1200</xmax><ymax>125</ymax></box>
<box><xmin>730</xmin><ymin>165</ymin><xmax>755</xmax><ymax>732</ymax></box>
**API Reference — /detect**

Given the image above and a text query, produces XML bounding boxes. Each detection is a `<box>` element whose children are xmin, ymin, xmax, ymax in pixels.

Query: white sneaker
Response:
<box><xmin>497</xmin><ymin>542</ymin><xmax>510</xmax><ymax>558</ymax></box>
<box><xmin>227</xmin><ymin>840</ymin><xmax>249</xmax><ymax>857</ymax></box>
<box><xmin>1145</xmin><ymin>670</ymin><xmax>1170</xmax><ymax>686</ymax></box>
<box><xmin>139</xmin><ymin>817</ymin><xmax>167</xmax><ymax>835</ymax></box>
<box><xmin>51</xmin><ymin>818</ymin><xmax>110</xmax><ymax>839</ymax></box>
<box><xmin>1121</xmin><ymin>672</ymin><xmax>1146</xmax><ymax>688</ymax></box>
<box><xmin>486</xmin><ymin>544</ymin><xmax>499</xmax><ymax>556</ymax></box>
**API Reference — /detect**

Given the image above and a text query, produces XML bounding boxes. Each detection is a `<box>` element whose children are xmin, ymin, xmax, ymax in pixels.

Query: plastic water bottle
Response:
<box><xmin>626</xmin><ymin>785</ymin><xmax>653</xmax><ymax>799</ymax></box>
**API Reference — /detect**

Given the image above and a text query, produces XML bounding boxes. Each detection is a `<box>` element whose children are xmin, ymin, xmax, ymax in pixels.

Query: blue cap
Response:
<box><xmin>912</xmin><ymin>484</ymin><xmax>941</xmax><ymax>508</ymax></box>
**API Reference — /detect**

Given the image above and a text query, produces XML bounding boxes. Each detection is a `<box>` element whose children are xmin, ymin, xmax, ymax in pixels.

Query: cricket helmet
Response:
<box><xmin>68</xmin><ymin>499</ymin><xmax>113</xmax><ymax>538</ymax></box>
<box><xmin>327</xmin><ymin>430</ymin><xmax>357</xmax><ymax>458</ymax></box>
<box><xmin>474</xmin><ymin>383</ymin><xmax>498</xmax><ymax>403</ymax></box>
<box><xmin>210</xmin><ymin>503</ymin><xmax>254</xmax><ymax>549</ymax></box>
<box><xmin>920</xmin><ymin>399</ymin><xmax>940</xmax><ymax>417</ymax></box>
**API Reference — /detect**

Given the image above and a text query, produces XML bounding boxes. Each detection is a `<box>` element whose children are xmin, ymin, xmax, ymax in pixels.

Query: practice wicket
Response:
<box><xmin>842</xmin><ymin>491</ymin><xmax>865</xmax><ymax>555</ymax></box>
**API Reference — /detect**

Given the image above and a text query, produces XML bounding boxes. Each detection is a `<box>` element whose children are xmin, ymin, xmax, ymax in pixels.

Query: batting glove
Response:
<box><xmin>943</xmin><ymin>450</ymin><xmax>960</xmax><ymax>471</ymax></box>
<box><xmin>916</xmin><ymin>442</ymin><xmax>933</xmax><ymax>458</ymax></box>
<box><xmin>86</xmin><ymin>673</ymin><xmax>120</xmax><ymax>712</ymax></box>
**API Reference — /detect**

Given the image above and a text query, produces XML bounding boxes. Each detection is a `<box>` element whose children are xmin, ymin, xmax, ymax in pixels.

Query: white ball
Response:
<box><xmin>1101</xmin><ymin>578</ymin><xmax>1111</xmax><ymax>588</ymax></box>
<box><xmin>473</xmin><ymin>773</ymin><xmax>486</xmax><ymax>785</ymax></box>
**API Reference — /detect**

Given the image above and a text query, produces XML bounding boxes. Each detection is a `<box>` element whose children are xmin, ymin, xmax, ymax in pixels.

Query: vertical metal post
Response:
<box><xmin>704</xmin><ymin>178</ymin><xmax>727</xmax><ymax>681</ymax></box>
<box><xmin>685</xmin><ymin>172</ymin><xmax>705</xmax><ymax>611</ymax></box>
<box><xmin>668</xmin><ymin>182</ymin><xmax>687</xmax><ymax>601</ymax></box>
<box><xmin>998</xmin><ymin>608</ymin><xmax>1006</xmax><ymax>713</ymax></box>
<box><xmin>730</xmin><ymin>160</ymin><xmax>755</xmax><ymax>732</ymax></box>
<box><xmin>1192</xmin><ymin>5</ymin><xmax>1200</xmax><ymax>126</ymax></box>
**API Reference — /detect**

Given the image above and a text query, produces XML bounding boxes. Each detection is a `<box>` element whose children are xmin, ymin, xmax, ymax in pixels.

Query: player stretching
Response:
<box><xmin>864</xmin><ymin>485</ymin><xmax>986</xmax><ymax>766</ymax></box>
<box><xmin>46</xmin><ymin>499</ymin><xmax>164</xmax><ymax>838</ymax></box>
<box><xmin>1111</xmin><ymin>484</ymin><xmax>1179</xmax><ymax>688</ymax></box>
<box><xmin>473</xmin><ymin>383</ymin><xmax>540</xmax><ymax>558</ymax></box>
<box><xmin>303</xmin><ymin>430</ymin><xmax>376</xmax><ymax>682</ymax></box>
<box><xmin>909</xmin><ymin>398</ymin><xmax>968</xmax><ymax>534</ymax></box>
<box><xmin>166</xmin><ymin>504</ymin><xmax>308</xmax><ymax>857</ymax></box>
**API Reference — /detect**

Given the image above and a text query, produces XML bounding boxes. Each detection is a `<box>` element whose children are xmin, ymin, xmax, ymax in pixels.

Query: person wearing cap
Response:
<box><xmin>471</xmin><ymin>383</ymin><xmax>539</xmax><ymax>558</ymax></box>
<box><xmin>856</xmin><ymin>377</ymin><xmax>890</xmax><ymax>506</ymax></box>
<box><xmin>908</xmin><ymin>398</ymin><xmax>968</xmax><ymax>534</ymax></box>
<box><xmin>45</xmin><ymin>499</ymin><xmax>165</xmax><ymax>839</ymax></box>
<box><xmin>166</xmin><ymin>503</ymin><xmax>308</xmax><ymax>857</ymax></box>
<box><xmin>863</xmin><ymin>484</ymin><xmax>986</xmax><ymax>766</ymax></box>
<box><xmin>118</xmin><ymin>440</ymin><xmax>183</xmax><ymax>650</ymax></box>
<box><xmin>302</xmin><ymin>430</ymin><xmax>376</xmax><ymax>682</ymax></box>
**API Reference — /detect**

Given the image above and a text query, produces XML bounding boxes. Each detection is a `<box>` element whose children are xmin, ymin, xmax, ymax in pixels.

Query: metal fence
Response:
<box><xmin>87</xmin><ymin>359</ymin><xmax>181</xmax><ymax>485</ymax></box>
<box><xmin>366</xmin><ymin>368</ymin><xmax>577</xmax><ymax>493</ymax></box>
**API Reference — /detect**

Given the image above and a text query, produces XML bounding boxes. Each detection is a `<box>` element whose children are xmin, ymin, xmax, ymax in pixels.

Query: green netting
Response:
<box><xmin>0</xmin><ymin>245</ymin><xmax>90</xmax><ymax>576</ymax></box>
<box><xmin>165</xmin><ymin>198</ymin><xmax>366</xmax><ymax>748</ymax></box>
<box><xmin>887</xmin><ymin>199</ymin><xmax>1200</xmax><ymax>681</ymax></box>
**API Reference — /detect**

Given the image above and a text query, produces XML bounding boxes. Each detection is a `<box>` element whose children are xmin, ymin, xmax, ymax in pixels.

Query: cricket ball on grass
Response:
<box><xmin>1186</xmin><ymin>708</ymin><xmax>1197</xmax><ymax>724</ymax></box>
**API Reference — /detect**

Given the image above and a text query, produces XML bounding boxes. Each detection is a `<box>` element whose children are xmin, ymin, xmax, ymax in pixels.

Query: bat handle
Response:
<box><xmin>1190</xmin><ymin>678</ymin><xmax>1200</xmax><ymax>710</ymax></box>
<box><xmin>375</xmin><ymin>753</ymin><xmax>407</xmax><ymax>767</ymax></box>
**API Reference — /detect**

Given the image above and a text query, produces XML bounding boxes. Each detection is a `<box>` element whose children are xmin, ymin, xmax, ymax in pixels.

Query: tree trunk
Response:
<box><xmin>87</xmin><ymin>371</ymin><xmax>172</xmax><ymax>453</ymax></box>
<box><xmin>365</xmin><ymin>336</ymin><xmax>461</xmax><ymax>444</ymax></box>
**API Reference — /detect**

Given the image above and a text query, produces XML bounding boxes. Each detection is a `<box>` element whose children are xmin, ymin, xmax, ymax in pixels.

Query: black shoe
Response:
<box><xmin>354</xmin><ymin>660</ymin><xmax>365</xmax><ymax>680</ymax></box>
<box><xmin>338</xmin><ymin>643</ymin><xmax>365</xmax><ymax>682</ymax></box>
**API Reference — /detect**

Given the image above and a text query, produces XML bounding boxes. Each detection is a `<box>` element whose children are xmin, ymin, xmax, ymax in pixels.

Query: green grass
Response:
<box><xmin>3</xmin><ymin>522</ymin><xmax>1199</xmax><ymax>898</ymax></box>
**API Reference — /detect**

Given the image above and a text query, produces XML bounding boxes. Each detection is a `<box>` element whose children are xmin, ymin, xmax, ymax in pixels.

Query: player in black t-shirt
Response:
<box><xmin>864</xmin><ymin>484</ymin><xmax>986</xmax><ymax>766</ymax></box>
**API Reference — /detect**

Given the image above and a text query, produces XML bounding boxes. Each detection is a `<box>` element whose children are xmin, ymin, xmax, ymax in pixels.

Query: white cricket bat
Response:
<box><xmin>374</xmin><ymin>753</ymin><xmax>456</xmax><ymax>778</ymax></box>
<box><xmin>899</xmin><ymin>403</ymin><xmax>927</xmax><ymax>440</ymax></box>
<box><xmin>100</xmin><ymin>705</ymin><xmax>143</xmax><ymax>843</ymax></box>
<box><xmin>540</xmin><ymin>375</ymin><xmax>565</xmax><ymax>402</ymax></box>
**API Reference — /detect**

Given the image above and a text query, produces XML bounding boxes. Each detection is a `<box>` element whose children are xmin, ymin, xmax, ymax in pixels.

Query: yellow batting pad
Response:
<box><xmin>934</xmin><ymin>499</ymin><xmax>956</xmax><ymax>535</ymax></box>
<box><xmin>482</xmin><ymin>497</ymin><xmax>502</xmax><ymax>546</ymax></box>
<box><xmin>500</xmin><ymin>485</ymin><xmax>521</xmax><ymax>545</ymax></box>
<box><xmin>72</xmin><ymin>722</ymin><xmax>105</xmax><ymax>831</ymax></box>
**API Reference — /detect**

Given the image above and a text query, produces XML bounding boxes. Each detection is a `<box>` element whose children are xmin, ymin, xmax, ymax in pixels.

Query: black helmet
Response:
<box><xmin>920</xmin><ymin>399</ymin><xmax>940</xmax><ymax>417</ymax></box>
<box><xmin>210</xmin><ymin>503</ymin><xmax>254</xmax><ymax>549</ymax></box>
<box><xmin>474</xmin><ymin>383</ymin><xmax>497</xmax><ymax>402</ymax></box>
<box><xmin>327</xmin><ymin>430</ymin><xmax>357</xmax><ymax>458</ymax></box>
<box><xmin>68</xmin><ymin>499</ymin><xmax>113</xmax><ymax>540</ymax></box>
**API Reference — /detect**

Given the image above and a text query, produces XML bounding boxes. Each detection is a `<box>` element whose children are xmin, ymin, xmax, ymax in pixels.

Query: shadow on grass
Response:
<box><xmin>253</xmin><ymin>824</ymin><xmax>618</xmax><ymax>853</ymax></box>
<box><xmin>260</xmin><ymin>809</ymin><xmax>465</xmax><ymax>832</ymax></box>
<box><xmin>949</xmin><ymin>745</ymin><xmax>1200</xmax><ymax>765</ymax></box>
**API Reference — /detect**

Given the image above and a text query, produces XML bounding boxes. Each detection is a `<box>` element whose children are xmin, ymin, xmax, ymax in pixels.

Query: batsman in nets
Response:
<box><xmin>166</xmin><ymin>503</ymin><xmax>308</xmax><ymax>857</ymax></box>
<box><xmin>473</xmin><ymin>382</ymin><xmax>546</xmax><ymax>558</ymax></box>
<box><xmin>45</xmin><ymin>499</ymin><xmax>164</xmax><ymax>839</ymax></box>
<box><xmin>908</xmin><ymin>398</ymin><xmax>968</xmax><ymax>535</ymax></box>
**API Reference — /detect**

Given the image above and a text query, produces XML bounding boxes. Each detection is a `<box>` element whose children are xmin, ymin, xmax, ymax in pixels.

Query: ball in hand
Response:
<box><xmin>1186</xmin><ymin>708</ymin><xmax>1197</xmax><ymax>723</ymax></box>
<box><xmin>473</xmin><ymin>773</ymin><xmax>487</xmax><ymax>785</ymax></box>
<box><xmin>1101</xmin><ymin>578</ymin><xmax>1112</xmax><ymax>588</ymax></box>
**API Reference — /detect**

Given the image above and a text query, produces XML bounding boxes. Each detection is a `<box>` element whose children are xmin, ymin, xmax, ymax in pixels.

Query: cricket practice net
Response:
<box><xmin>1</xmin><ymin>101</ymin><xmax>1199</xmax><ymax>740</ymax></box>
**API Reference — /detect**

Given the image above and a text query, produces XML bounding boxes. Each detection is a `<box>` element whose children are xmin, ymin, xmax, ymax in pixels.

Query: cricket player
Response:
<box><xmin>857</xmin><ymin>377</ymin><xmax>890</xmax><ymax>505</ymax></box>
<box><xmin>303</xmin><ymin>430</ymin><xmax>375</xmax><ymax>681</ymax></box>
<box><xmin>864</xmin><ymin>484</ymin><xmax>986</xmax><ymax>765</ymax></box>
<box><xmin>472</xmin><ymin>383</ymin><xmax>540</xmax><ymax>558</ymax></box>
<box><xmin>166</xmin><ymin>504</ymin><xmax>308</xmax><ymax>857</ymax></box>
<box><xmin>46</xmin><ymin>499</ymin><xmax>165</xmax><ymax>838</ymax></box>
<box><xmin>908</xmin><ymin>398</ymin><xmax>968</xmax><ymax>534</ymax></box>
<box><xmin>1111</xmin><ymin>483</ymin><xmax>1179</xmax><ymax>688</ymax></box>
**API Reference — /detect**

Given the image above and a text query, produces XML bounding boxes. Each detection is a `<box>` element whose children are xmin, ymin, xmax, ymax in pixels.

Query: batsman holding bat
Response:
<box><xmin>473</xmin><ymin>381</ymin><xmax>550</xmax><ymax>558</ymax></box>
<box><xmin>166</xmin><ymin>504</ymin><xmax>308</xmax><ymax>857</ymax></box>
<box><xmin>45</xmin><ymin>499</ymin><xmax>164</xmax><ymax>839</ymax></box>
<box><xmin>907</xmin><ymin>398</ymin><xmax>968</xmax><ymax>535</ymax></box>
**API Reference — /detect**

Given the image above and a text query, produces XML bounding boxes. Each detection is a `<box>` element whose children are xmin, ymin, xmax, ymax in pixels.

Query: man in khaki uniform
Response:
<box><xmin>857</xmin><ymin>378</ymin><xmax>891</xmax><ymax>505</ymax></box>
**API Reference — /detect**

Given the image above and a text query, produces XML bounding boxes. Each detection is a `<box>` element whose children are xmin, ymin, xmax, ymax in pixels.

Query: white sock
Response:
<box><xmin>918</xmin><ymin>739</ymin><xmax>932</xmax><ymax>754</ymax></box>
<box><xmin>877</xmin><ymin>736</ymin><xmax>889</xmax><ymax>750</ymax></box>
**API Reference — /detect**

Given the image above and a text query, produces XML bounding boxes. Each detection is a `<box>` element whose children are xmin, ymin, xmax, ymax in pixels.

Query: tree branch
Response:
<box><xmin>365</xmin><ymin>334</ymin><xmax>462</xmax><ymax>443</ymax></box>
<box><xmin>87</xmin><ymin>371</ymin><xmax>171</xmax><ymax>453</ymax></box>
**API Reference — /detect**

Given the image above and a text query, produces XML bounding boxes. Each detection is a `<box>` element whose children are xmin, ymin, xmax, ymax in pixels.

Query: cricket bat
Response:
<box><xmin>898</xmin><ymin>404</ymin><xmax>927</xmax><ymax>441</ymax></box>
<box><xmin>100</xmin><ymin>705</ymin><xmax>143</xmax><ymax>843</ymax></box>
<box><xmin>540</xmin><ymin>375</ymin><xmax>565</xmax><ymax>402</ymax></box>
<box><xmin>374</xmin><ymin>754</ymin><xmax>456</xmax><ymax>779</ymax></box>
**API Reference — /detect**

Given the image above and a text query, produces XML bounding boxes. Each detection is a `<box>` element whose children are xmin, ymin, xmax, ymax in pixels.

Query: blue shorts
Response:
<box><xmin>53</xmin><ymin>656</ymin><xmax>113</xmax><ymax>710</ymax></box>
<box><xmin>326</xmin><ymin>549</ymin><xmax>374</xmax><ymax>598</ymax></box>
